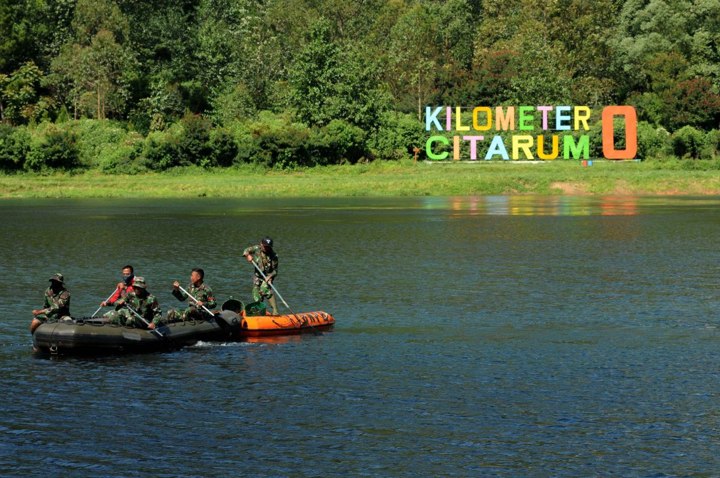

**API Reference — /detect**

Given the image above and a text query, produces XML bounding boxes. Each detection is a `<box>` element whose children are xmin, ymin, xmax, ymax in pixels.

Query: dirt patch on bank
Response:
<box><xmin>550</xmin><ymin>182</ymin><xmax>589</xmax><ymax>195</ymax></box>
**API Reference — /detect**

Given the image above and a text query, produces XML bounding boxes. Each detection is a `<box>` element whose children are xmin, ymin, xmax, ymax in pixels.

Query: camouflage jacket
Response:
<box><xmin>172</xmin><ymin>282</ymin><xmax>217</xmax><ymax>309</ymax></box>
<box><xmin>41</xmin><ymin>286</ymin><xmax>71</xmax><ymax>317</ymax></box>
<box><xmin>124</xmin><ymin>292</ymin><xmax>161</xmax><ymax>322</ymax></box>
<box><xmin>243</xmin><ymin>245</ymin><xmax>278</xmax><ymax>280</ymax></box>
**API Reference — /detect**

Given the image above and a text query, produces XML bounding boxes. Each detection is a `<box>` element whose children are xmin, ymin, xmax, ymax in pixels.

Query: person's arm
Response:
<box><xmin>243</xmin><ymin>245</ymin><xmax>257</xmax><ymax>263</ymax></box>
<box><xmin>39</xmin><ymin>290</ymin><xmax>52</xmax><ymax>314</ymax></box>
<box><xmin>105</xmin><ymin>283</ymin><xmax>125</xmax><ymax>305</ymax></box>
<box><xmin>171</xmin><ymin>281</ymin><xmax>186</xmax><ymax>301</ymax></box>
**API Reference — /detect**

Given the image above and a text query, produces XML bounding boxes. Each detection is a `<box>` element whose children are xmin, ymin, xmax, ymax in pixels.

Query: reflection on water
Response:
<box><xmin>425</xmin><ymin>195</ymin><xmax>641</xmax><ymax>216</ymax></box>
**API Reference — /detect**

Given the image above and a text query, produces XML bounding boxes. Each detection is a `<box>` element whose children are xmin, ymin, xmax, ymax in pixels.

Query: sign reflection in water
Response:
<box><xmin>425</xmin><ymin>195</ymin><xmax>639</xmax><ymax>217</ymax></box>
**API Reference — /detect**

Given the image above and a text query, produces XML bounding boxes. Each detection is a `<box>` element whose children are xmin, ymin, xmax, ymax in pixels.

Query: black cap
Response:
<box><xmin>261</xmin><ymin>237</ymin><xmax>273</xmax><ymax>247</ymax></box>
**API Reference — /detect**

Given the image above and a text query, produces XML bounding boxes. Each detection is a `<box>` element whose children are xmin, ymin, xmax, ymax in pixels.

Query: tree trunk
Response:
<box><xmin>417</xmin><ymin>77</ymin><xmax>422</xmax><ymax>121</ymax></box>
<box><xmin>97</xmin><ymin>85</ymin><xmax>102</xmax><ymax>120</ymax></box>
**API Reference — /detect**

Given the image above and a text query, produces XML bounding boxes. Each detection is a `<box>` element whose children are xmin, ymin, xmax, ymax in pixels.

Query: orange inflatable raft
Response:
<box><xmin>217</xmin><ymin>300</ymin><xmax>335</xmax><ymax>338</ymax></box>
<box><xmin>241</xmin><ymin>311</ymin><xmax>335</xmax><ymax>337</ymax></box>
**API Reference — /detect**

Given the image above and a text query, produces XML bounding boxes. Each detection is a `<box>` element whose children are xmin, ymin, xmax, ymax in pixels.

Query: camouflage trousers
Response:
<box><xmin>252</xmin><ymin>278</ymin><xmax>274</xmax><ymax>302</ymax></box>
<box><xmin>34</xmin><ymin>313</ymin><xmax>71</xmax><ymax>323</ymax></box>
<box><xmin>252</xmin><ymin>279</ymin><xmax>278</xmax><ymax>315</ymax></box>
<box><xmin>104</xmin><ymin>309</ymin><xmax>153</xmax><ymax>328</ymax></box>
<box><xmin>165</xmin><ymin>306</ymin><xmax>210</xmax><ymax>324</ymax></box>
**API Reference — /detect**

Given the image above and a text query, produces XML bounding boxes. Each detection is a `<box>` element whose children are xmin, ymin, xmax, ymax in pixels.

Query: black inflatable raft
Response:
<box><xmin>32</xmin><ymin>316</ymin><xmax>233</xmax><ymax>355</ymax></box>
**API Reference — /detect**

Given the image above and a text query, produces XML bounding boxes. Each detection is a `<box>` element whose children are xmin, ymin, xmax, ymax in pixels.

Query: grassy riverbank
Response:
<box><xmin>1</xmin><ymin>159</ymin><xmax>720</xmax><ymax>198</ymax></box>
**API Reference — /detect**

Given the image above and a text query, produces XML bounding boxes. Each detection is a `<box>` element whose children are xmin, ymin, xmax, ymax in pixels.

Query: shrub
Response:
<box><xmin>142</xmin><ymin>129</ymin><xmax>179</xmax><ymax>170</ymax></box>
<box><xmin>671</xmin><ymin>126</ymin><xmax>705</xmax><ymax>159</ymax></box>
<box><xmin>636</xmin><ymin>122</ymin><xmax>670</xmax><ymax>160</ymax></box>
<box><xmin>227</xmin><ymin>111</ymin><xmax>312</xmax><ymax>168</ymax></box>
<box><xmin>0</xmin><ymin>125</ymin><xmax>30</xmax><ymax>171</ymax></box>
<box><xmin>73</xmin><ymin>119</ymin><xmax>130</xmax><ymax>168</ymax></box>
<box><xmin>254</xmin><ymin>123</ymin><xmax>311</xmax><ymax>168</ymax></box>
<box><xmin>96</xmin><ymin>132</ymin><xmax>145</xmax><ymax>173</ymax></box>
<box><xmin>311</xmin><ymin>119</ymin><xmax>368</xmax><ymax>164</ymax></box>
<box><xmin>701</xmin><ymin>129</ymin><xmax>720</xmax><ymax>159</ymax></box>
<box><xmin>207</xmin><ymin>128</ymin><xmax>238</xmax><ymax>167</ymax></box>
<box><xmin>371</xmin><ymin>113</ymin><xmax>425</xmax><ymax>160</ymax></box>
<box><xmin>25</xmin><ymin>126</ymin><xmax>80</xmax><ymax>171</ymax></box>
<box><xmin>176</xmin><ymin>113</ymin><xmax>212</xmax><ymax>166</ymax></box>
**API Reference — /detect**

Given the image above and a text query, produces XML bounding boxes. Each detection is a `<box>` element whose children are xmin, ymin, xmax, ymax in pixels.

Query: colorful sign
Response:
<box><xmin>425</xmin><ymin>105</ymin><xmax>637</xmax><ymax>160</ymax></box>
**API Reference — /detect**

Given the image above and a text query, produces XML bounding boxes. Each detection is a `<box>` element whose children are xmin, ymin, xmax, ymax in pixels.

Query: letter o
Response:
<box><xmin>602</xmin><ymin>106</ymin><xmax>637</xmax><ymax>160</ymax></box>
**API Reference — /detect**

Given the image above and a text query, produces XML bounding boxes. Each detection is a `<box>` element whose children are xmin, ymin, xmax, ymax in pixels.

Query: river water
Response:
<box><xmin>1</xmin><ymin>196</ymin><xmax>719</xmax><ymax>477</ymax></box>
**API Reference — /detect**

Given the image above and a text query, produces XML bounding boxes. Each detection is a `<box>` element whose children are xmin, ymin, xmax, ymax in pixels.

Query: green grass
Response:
<box><xmin>1</xmin><ymin>160</ymin><xmax>719</xmax><ymax>198</ymax></box>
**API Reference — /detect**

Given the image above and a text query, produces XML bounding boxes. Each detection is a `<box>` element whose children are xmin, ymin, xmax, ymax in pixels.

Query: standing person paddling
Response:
<box><xmin>167</xmin><ymin>268</ymin><xmax>217</xmax><ymax>322</ymax></box>
<box><xmin>243</xmin><ymin>237</ymin><xmax>279</xmax><ymax>315</ymax></box>
<box><xmin>30</xmin><ymin>273</ymin><xmax>71</xmax><ymax>334</ymax></box>
<box><xmin>100</xmin><ymin>264</ymin><xmax>136</xmax><ymax>309</ymax></box>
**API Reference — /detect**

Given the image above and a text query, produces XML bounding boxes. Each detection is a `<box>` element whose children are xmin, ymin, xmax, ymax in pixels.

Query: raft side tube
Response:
<box><xmin>241</xmin><ymin>311</ymin><xmax>335</xmax><ymax>336</ymax></box>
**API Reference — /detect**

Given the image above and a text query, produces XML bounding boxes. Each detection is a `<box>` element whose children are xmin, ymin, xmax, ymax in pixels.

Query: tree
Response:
<box><xmin>386</xmin><ymin>3</ymin><xmax>440</xmax><ymax>118</ymax></box>
<box><xmin>610</xmin><ymin>0</ymin><xmax>720</xmax><ymax>130</ymax></box>
<box><xmin>473</xmin><ymin>0</ymin><xmax>574</xmax><ymax>105</ymax></box>
<box><xmin>0</xmin><ymin>0</ymin><xmax>48</xmax><ymax>73</ymax></box>
<box><xmin>50</xmin><ymin>0</ymin><xmax>137</xmax><ymax>119</ymax></box>
<box><xmin>0</xmin><ymin>61</ymin><xmax>51</xmax><ymax>124</ymax></box>
<box><xmin>288</xmin><ymin>19</ymin><xmax>388</xmax><ymax>131</ymax></box>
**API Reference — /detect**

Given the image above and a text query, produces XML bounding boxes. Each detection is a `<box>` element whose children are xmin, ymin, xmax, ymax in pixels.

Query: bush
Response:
<box><xmin>227</xmin><ymin>111</ymin><xmax>312</xmax><ymax>168</ymax></box>
<box><xmin>310</xmin><ymin>120</ymin><xmax>368</xmax><ymax>165</ymax></box>
<box><xmin>371</xmin><ymin>113</ymin><xmax>425</xmax><ymax>160</ymax></box>
<box><xmin>96</xmin><ymin>132</ymin><xmax>145</xmax><ymax>173</ymax></box>
<box><xmin>701</xmin><ymin>129</ymin><xmax>720</xmax><ymax>159</ymax></box>
<box><xmin>0</xmin><ymin>125</ymin><xmax>30</xmax><ymax>171</ymax></box>
<box><xmin>142</xmin><ymin>129</ymin><xmax>179</xmax><ymax>170</ymax></box>
<box><xmin>636</xmin><ymin>121</ymin><xmax>670</xmax><ymax>160</ymax></box>
<box><xmin>176</xmin><ymin>113</ymin><xmax>212</xmax><ymax>166</ymax></box>
<box><xmin>25</xmin><ymin>126</ymin><xmax>80</xmax><ymax>171</ymax></box>
<box><xmin>73</xmin><ymin>119</ymin><xmax>131</xmax><ymax>168</ymax></box>
<box><xmin>671</xmin><ymin>126</ymin><xmax>705</xmax><ymax>159</ymax></box>
<box><xmin>207</xmin><ymin>128</ymin><xmax>238</xmax><ymax>167</ymax></box>
<box><xmin>254</xmin><ymin>123</ymin><xmax>311</xmax><ymax>168</ymax></box>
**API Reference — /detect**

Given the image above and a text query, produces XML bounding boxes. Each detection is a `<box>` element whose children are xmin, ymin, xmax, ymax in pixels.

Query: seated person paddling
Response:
<box><xmin>108</xmin><ymin>277</ymin><xmax>162</xmax><ymax>329</ymax></box>
<box><xmin>166</xmin><ymin>268</ymin><xmax>217</xmax><ymax>323</ymax></box>
<box><xmin>30</xmin><ymin>273</ymin><xmax>71</xmax><ymax>334</ymax></box>
<box><xmin>100</xmin><ymin>264</ymin><xmax>136</xmax><ymax>309</ymax></box>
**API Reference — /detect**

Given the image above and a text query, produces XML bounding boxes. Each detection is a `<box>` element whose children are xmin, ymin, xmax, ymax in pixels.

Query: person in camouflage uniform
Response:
<box><xmin>107</xmin><ymin>277</ymin><xmax>162</xmax><ymax>329</ymax></box>
<box><xmin>243</xmin><ymin>236</ymin><xmax>279</xmax><ymax>315</ymax></box>
<box><xmin>166</xmin><ymin>268</ymin><xmax>217</xmax><ymax>323</ymax></box>
<box><xmin>30</xmin><ymin>273</ymin><xmax>71</xmax><ymax>334</ymax></box>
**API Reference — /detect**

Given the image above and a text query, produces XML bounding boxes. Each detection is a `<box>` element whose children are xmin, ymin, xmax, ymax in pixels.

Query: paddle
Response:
<box><xmin>177</xmin><ymin>284</ymin><xmax>216</xmax><ymax>317</ymax></box>
<box><xmin>250</xmin><ymin>260</ymin><xmax>321</xmax><ymax>335</ymax></box>
<box><xmin>125</xmin><ymin>303</ymin><xmax>164</xmax><ymax>338</ymax></box>
<box><xmin>91</xmin><ymin>287</ymin><xmax>119</xmax><ymax>318</ymax></box>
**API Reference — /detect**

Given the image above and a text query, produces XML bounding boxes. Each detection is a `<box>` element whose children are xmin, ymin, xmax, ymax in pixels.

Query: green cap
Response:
<box><xmin>133</xmin><ymin>276</ymin><xmax>147</xmax><ymax>289</ymax></box>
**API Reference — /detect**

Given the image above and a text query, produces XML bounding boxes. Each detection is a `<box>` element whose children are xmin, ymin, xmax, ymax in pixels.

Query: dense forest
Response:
<box><xmin>1</xmin><ymin>0</ymin><xmax>719</xmax><ymax>171</ymax></box>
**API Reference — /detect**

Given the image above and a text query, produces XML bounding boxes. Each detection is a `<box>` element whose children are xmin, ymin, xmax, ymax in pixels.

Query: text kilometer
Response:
<box><xmin>424</xmin><ymin>106</ymin><xmax>637</xmax><ymax>160</ymax></box>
